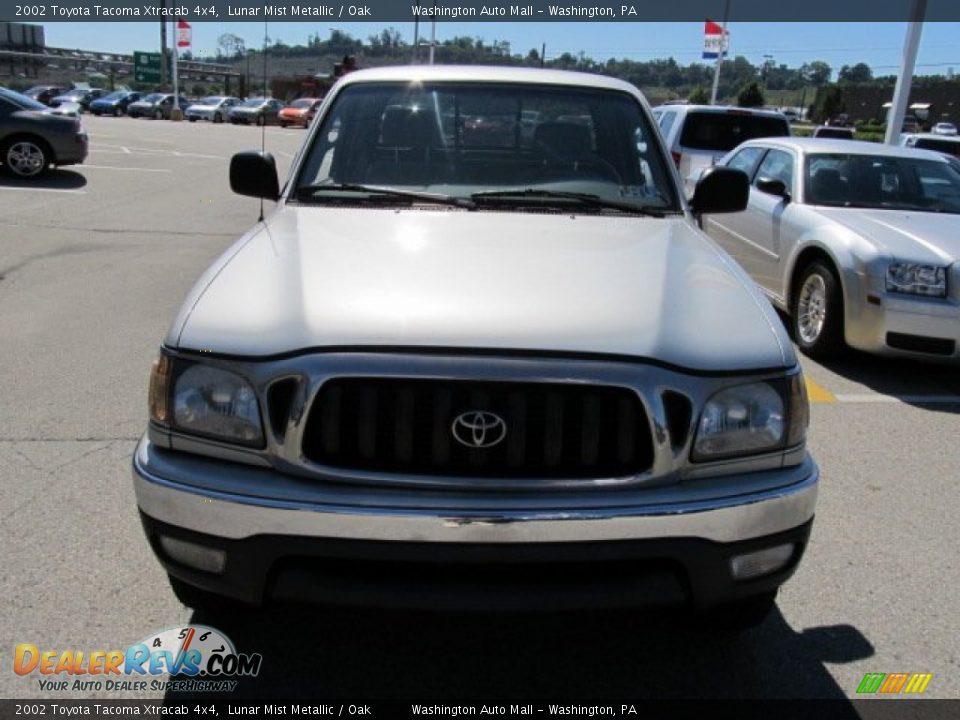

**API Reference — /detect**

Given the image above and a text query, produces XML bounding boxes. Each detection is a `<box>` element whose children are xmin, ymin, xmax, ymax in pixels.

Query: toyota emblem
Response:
<box><xmin>451</xmin><ymin>411</ymin><xmax>507</xmax><ymax>449</ymax></box>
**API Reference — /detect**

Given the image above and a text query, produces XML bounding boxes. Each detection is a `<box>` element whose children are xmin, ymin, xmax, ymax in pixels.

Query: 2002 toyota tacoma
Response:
<box><xmin>135</xmin><ymin>66</ymin><xmax>817</xmax><ymax>629</ymax></box>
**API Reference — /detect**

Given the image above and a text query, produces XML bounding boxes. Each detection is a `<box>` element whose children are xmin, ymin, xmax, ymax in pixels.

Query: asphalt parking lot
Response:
<box><xmin>1</xmin><ymin>114</ymin><xmax>958</xmax><ymax>702</ymax></box>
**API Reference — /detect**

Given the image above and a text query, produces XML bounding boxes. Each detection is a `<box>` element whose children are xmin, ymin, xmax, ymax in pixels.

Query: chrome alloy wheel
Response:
<box><xmin>797</xmin><ymin>273</ymin><xmax>827</xmax><ymax>345</ymax></box>
<box><xmin>6</xmin><ymin>140</ymin><xmax>46</xmax><ymax>177</ymax></box>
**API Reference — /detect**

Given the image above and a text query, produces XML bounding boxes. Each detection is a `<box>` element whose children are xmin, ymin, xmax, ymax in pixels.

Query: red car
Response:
<box><xmin>278</xmin><ymin>97</ymin><xmax>322</xmax><ymax>128</ymax></box>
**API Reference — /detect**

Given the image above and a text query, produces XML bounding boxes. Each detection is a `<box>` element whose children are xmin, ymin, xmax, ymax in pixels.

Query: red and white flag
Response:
<box><xmin>176</xmin><ymin>20</ymin><xmax>192</xmax><ymax>49</ymax></box>
<box><xmin>703</xmin><ymin>20</ymin><xmax>729</xmax><ymax>60</ymax></box>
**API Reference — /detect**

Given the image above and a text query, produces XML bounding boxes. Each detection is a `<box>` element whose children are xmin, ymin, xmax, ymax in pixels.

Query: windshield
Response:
<box><xmin>142</xmin><ymin>93</ymin><xmax>164</xmax><ymax>103</ymax></box>
<box><xmin>805</xmin><ymin>153</ymin><xmax>960</xmax><ymax>214</ymax></box>
<box><xmin>240</xmin><ymin>98</ymin><xmax>266</xmax><ymax>108</ymax></box>
<box><xmin>295</xmin><ymin>81</ymin><xmax>678</xmax><ymax>213</ymax></box>
<box><xmin>912</xmin><ymin>137</ymin><xmax>960</xmax><ymax>158</ymax></box>
<box><xmin>102</xmin><ymin>91</ymin><xmax>126</xmax><ymax>101</ymax></box>
<box><xmin>199</xmin><ymin>96</ymin><xmax>224</xmax><ymax>105</ymax></box>
<box><xmin>290</xmin><ymin>99</ymin><xmax>313</xmax><ymax>109</ymax></box>
<box><xmin>679</xmin><ymin>111</ymin><xmax>790</xmax><ymax>151</ymax></box>
<box><xmin>814</xmin><ymin>127</ymin><xmax>854</xmax><ymax>139</ymax></box>
<box><xmin>0</xmin><ymin>87</ymin><xmax>48</xmax><ymax>111</ymax></box>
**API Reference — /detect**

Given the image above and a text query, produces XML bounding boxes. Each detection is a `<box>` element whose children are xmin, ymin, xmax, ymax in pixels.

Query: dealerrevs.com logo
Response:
<box><xmin>14</xmin><ymin>626</ymin><xmax>262</xmax><ymax>693</ymax></box>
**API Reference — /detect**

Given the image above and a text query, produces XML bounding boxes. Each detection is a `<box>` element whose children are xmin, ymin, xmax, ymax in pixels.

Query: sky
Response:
<box><xmin>41</xmin><ymin>21</ymin><xmax>960</xmax><ymax>79</ymax></box>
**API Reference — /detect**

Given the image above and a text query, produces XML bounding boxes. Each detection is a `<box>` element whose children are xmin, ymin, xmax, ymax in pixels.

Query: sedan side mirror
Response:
<box><xmin>230</xmin><ymin>151</ymin><xmax>280</xmax><ymax>201</ymax></box>
<box><xmin>755</xmin><ymin>176</ymin><xmax>791</xmax><ymax>201</ymax></box>
<box><xmin>689</xmin><ymin>166</ymin><xmax>749</xmax><ymax>214</ymax></box>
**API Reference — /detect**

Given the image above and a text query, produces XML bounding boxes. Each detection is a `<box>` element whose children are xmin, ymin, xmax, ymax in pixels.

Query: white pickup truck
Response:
<box><xmin>135</xmin><ymin>65</ymin><xmax>817</xmax><ymax>630</ymax></box>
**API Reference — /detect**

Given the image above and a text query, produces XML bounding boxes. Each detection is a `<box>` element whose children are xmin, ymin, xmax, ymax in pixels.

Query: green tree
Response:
<box><xmin>737</xmin><ymin>81</ymin><xmax>765</xmax><ymax>107</ymax></box>
<box><xmin>688</xmin><ymin>86</ymin><xmax>709</xmax><ymax>104</ymax></box>
<box><xmin>838</xmin><ymin>62</ymin><xmax>873</xmax><ymax>84</ymax></box>
<box><xmin>800</xmin><ymin>60</ymin><xmax>832</xmax><ymax>86</ymax></box>
<box><xmin>813</xmin><ymin>86</ymin><xmax>846</xmax><ymax>123</ymax></box>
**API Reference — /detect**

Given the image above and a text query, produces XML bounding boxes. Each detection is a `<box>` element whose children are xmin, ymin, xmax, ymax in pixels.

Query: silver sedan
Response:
<box><xmin>703</xmin><ymin>137</ymin><xmax>960</xmax><ymax>361</ymax></box>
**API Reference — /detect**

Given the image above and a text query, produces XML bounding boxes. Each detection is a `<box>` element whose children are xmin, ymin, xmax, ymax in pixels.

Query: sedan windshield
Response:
<box><xmin>101</xmin><ymin>91</ymin><xmax>127</xmax><ymax>101</ymax></box>
<box><xmin>295</xmin><ymin>81</ymin><xmax>678</xmax><ymax>213</ymax></box>
<box><xmin>806</xmin><ymin>153</ymin><xmax>960</xmax><ymax>214</ymax></box>
<box><xmin>0</xmin><ymin>86</ymin><xmax>48</xmax><ymax>111</ymax></box>
<box><xmin>240</xmin><ymin>98</ymin><xmax>266</xmax><ymax>108</ymax></box>
<box><xmin>142</xmin><ymin>93</ymin><xmax>164</xmax><ymax>103</ymax></box>
<box><xmin>290</xmin><ymin>99</ymin><xmax>314</xmax><ymax>109</ymax></box>
<box><xmin>200</xmin><ymin>96</ymin><xmax>225</xmax><ymax>105</ymax></box>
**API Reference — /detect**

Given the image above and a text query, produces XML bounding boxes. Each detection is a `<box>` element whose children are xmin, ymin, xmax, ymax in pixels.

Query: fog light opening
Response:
<box><xmin>159</xmin><ymin>536</ymin><xmax>227</xmax><ymax>575</ymax></box>
<box><xmin>730</xmin><ymin>544</ymin><xmax>795</xmax><ymax>581</ymax></box>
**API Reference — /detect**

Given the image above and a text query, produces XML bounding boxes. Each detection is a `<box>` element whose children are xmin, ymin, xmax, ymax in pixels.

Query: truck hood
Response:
<box><xmin>171</xmin><ymin>207</ymin><xmax>791</xmax><ymax>372</ymax></box>
<box><xmin>816</xmin><ymin>207</ymin><xmax>960</xmax><ymax>265</ymax></box>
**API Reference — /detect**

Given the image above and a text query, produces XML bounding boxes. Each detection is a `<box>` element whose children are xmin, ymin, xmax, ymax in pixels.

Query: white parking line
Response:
<box><xmin>81</xmin><ymin>165</ymin><xmax>172</xmax><ymax>173</ymax></box>
<box><xmin>834</xmin><ymin>393</ymin><xmax>960</xmax><ymax>405</ymax></box>
<box><xmin>0</xmin><ymin>186</ymin><xmax>87</xmax><ymax>195</ymax></box>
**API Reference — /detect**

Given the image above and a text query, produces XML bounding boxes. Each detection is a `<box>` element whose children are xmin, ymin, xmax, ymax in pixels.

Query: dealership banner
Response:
<box><xmin>701</xmin><ymin>19</ymin><xmax>728</xmax><ymax>60</ymax></box>
<box><xmin>3</xmin><ymin>0</ymin><xmax>960</xmax><ymax>22</ymax></box>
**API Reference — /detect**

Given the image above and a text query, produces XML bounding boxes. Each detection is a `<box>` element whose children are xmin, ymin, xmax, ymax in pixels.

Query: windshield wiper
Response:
<box><xmin>470</xmin><ymin>188</ymin><xmax>672</xmax><ymax>216</ymax></box>
<box><xmin>296</xmin><ymin>183</ymin><xmax>475</xmax><ymax>209</ymax></box>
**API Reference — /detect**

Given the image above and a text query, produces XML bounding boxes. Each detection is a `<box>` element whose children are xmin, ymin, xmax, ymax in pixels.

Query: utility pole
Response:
<box><xmin>709</xmin><ymin>0</ymin><xmax>731</xmax><ymax>105</ymax></box>
<box><xmin>159</xmin><ymin>2</ymin><xmax>167</xmax><ymax>89</ymax></box>
<box><xmin>263</xmin><ymin>21</ymin><xmax>268</xmax><ymax>96</ymax></box>
<box><xmin>171</xmin><ymin>19</ymin><xmax>179</xmax><ymax>104</ymax></box>
<box><xmin>428</xmin><ymin>18</ymin><xmax>436</xmax><ymax>65</ymax></box>
<box><xmin>541</xmin><ymin>43</ymin><xmax>546</xmax><ymax>68</ymax></box>
<box><xmin>885</xmin><ymin>0</ymin><xmax>927</xmax><ymax>145</ymax></box>
<box><xmin>412</xmin><ymin>0</ymin><xmax>420</xmax><ymax>63</ymax></box>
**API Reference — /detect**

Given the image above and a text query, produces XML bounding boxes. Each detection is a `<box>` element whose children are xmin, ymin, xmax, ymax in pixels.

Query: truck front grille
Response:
<box><xmin>301</xmin><ymin>378</ymin><xmax>654</xmax><ymax>479</ymax></box>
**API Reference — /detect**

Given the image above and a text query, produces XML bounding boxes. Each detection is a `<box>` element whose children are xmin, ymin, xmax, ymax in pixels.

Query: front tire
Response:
<box><xmin>256</xmin><ymin>114</ymin><xmax>266</xmax><ymax>127</ymax></box>
<box><xmin>154</xmin><ymin>108</ymin><xmax>163</xmax><ymax>120</ymax></box>
<box><xmin>3</xmin><ymin>137</ymin><xmax>50</xmax><ymax>178</ymax></box>
<box><xmin>213</xmin><ymin>112</ymin><xmax>223</xmax><ymax>124</ymax></box>
<box><xmin>793</xmin><ymin>261</ymin><xmax>845</xmax><ymax>359</ymax></box>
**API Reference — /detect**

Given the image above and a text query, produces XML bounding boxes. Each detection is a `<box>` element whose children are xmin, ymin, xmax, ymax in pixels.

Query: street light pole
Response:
<box><xmin>709</xmin><ymin>0</ymin><xmax>731</xmax><ymax>105</ymax></box>
<box><xmin>885</xmin><ymin>0</ymin><xmax>927</xmax><ymax>145</ymax></box>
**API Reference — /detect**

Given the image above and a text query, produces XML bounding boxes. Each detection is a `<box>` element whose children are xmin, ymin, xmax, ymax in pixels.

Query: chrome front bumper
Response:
<box><xmin>133</xmin><ymin>436</ymin><xmax>818</xmax><ymax>545</ymax></box>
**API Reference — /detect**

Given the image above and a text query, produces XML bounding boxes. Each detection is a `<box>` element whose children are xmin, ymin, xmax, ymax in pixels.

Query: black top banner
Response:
<box><xmin>2</xmin><ymin>0</ymin><xmax>960</xmax><ymax>23</ymax></box>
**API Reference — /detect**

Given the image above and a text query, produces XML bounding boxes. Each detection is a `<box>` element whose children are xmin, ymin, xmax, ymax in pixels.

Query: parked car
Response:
<box><xmin>89</xmin><ymin>90</ymin><xmax>142</xmax><ymax>116</ymax></box>
<box><xmin>278</xmin><ymin>97</ymin><xmax>322</xmax><ymax>128</ymax></box>
<box><xmin>45</xmin><ymin>101</ymin><xmax>81</xmax><ymax>118</ymax></box>
<box><xmin>22</xmin><ymin>85</ymin><xmax>67</xmax><ymax>106</ymax></box>
<box><xmin>0</xmin><ymin>87</ymin><xmax>88</xmax><ymax>178</ymax></box>
<box><xmin>186</xmin><ymin>96</ymin><xmax>242</xmax><ymax>123</ymax></box>
<box><xmin>128</xmin><ymin>93</ymin><xmax>190</xmax><ymax>119</ymax></box>
<box><xmin>931</xmin><ymin>122</ymin><xmax>958</xmax><ymax>136</ymax></box>
<box><xmin>812</xmin><ymin>125</ymin><xmax>855</xmax><ymax>140</ymax></box>
<box><xmin>49</xmin><ymin>88</ymin><xmax>109</xmax><ymax>112</ymax></box>
<box><xmin>228</xmin><ymin>97</ymin><xmax>284</xmax><ymax>125</ymax></box>
<box><xmin>704</xmin><ymin>137</ymin><xmax>960</xmax><ymax>360</ymax></box>
<box><xmin>652</xmin><ymin>104</ymin><xmax>791</xmax><ymax>193</ymax></box>
<box><xmin>900</xmin><ymin>132</ymin><xmax>960</xmax><ymax>159</ymax></box>
<box><xmin>135</xmin><ymin>66</ymin><xmax>817</xmax><ymax>630</ymax></box>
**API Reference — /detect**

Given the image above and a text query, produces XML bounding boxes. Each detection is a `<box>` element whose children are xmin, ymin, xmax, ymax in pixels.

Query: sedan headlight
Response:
<box><xmin>693</xmin><ymin>375</ymin><xmax>808</xmax><ymax>461</ymax></box>
<box><xmin>149</xmin><ymin>356</ymin><xmax>264</xmax><ymax>447</ymax></box>
<box><xmin>886</xmin><ymin>263</ymin><xmax>946</xmax><ymax>298</ymax></box>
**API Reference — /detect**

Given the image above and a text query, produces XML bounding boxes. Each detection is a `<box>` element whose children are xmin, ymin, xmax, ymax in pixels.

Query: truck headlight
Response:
<box><xmin>886</xmin><ymin>263</ymin><xmax>946</xmax><ymax>298</ymax></box>
<box><xmin>693</xmin><ymin>375</ymin><xmax>807</xmax><ymax>461</ymax></box>
<box><xmin>149</xmin><ymin>355</ymin><xmax>264</xmax><ymax>447</ymax></box>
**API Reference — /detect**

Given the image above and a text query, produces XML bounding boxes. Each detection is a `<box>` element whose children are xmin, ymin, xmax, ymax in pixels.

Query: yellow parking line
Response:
<box><xmin>805</xmin><ymin>377</ymin><xmax>837</xmax><ymax>404</ymax></box>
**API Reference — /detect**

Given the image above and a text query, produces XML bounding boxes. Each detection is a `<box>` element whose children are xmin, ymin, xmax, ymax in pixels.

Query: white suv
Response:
<box><xmin>652</xmin><ymin>104</ymin><xmax>791</xmax><ymax>192</ymax></box>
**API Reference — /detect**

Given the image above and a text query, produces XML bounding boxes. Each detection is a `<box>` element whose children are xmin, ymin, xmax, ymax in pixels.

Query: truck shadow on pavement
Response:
<box><xmin>167</xmin><ymin>603</ymin><xmax>873</xmax><ymax>702</ymax></box>
<box><xmin>0</xmin><ymin>169</ymin><xmax>87</xmax><ymax>190</ymax></box>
